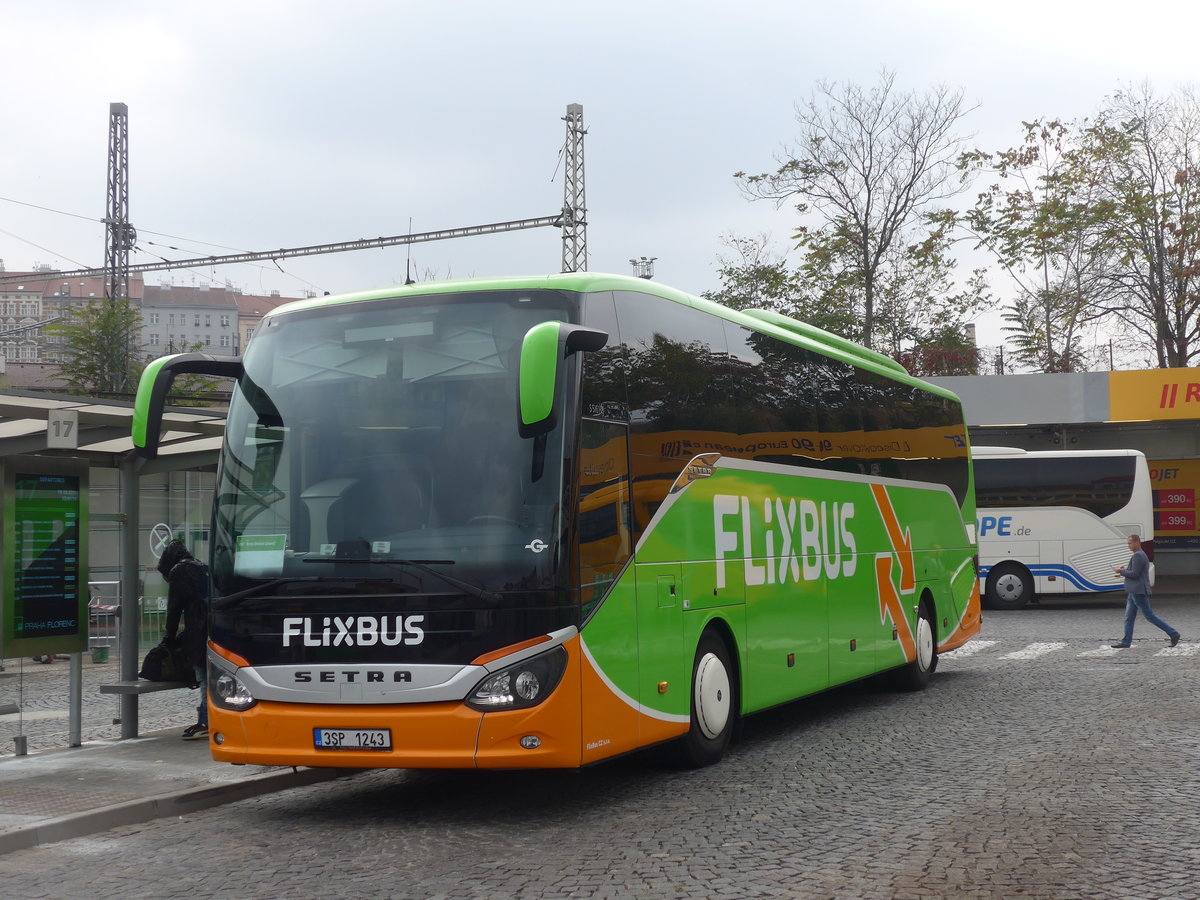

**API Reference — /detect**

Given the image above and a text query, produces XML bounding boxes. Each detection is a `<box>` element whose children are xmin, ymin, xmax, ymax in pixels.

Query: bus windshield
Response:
<box><xmin>212</xmin><ymin>289</ymin><xmax>574</xmax><ymax>599</ymax></box>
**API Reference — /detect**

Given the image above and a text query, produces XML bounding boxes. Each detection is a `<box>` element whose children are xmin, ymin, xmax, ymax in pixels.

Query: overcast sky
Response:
<box><xmin>3</xmin><ymin>0</ymin><xmax>1198</xmax><ymax>346</ymax></box>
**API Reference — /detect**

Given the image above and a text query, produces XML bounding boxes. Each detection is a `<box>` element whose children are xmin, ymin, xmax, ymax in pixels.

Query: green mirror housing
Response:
<box><xmin>131</xmin><ymin>352</ymin><xmax>244</xmax><ymax>458</ymax></box>
<box><xmin>518</xmin><ymin>322</ymin><xmax>608</xmax><ymax>438</ymax></box>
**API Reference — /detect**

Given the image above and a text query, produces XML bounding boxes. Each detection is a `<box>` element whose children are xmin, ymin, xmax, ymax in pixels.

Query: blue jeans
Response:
<box><xmin>194</xmin><ymin>664</ymin><xmax>208</xmax><ymax>726</ymax></box>
<box><xmin>1122</xmin><ymin>593</ymin><xmax>1179</xmax><ymax>644</ymax></box>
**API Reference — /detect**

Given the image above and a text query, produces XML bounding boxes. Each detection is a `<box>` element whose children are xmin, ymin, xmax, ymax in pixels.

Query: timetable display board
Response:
<box><xmin>1</xmin><ymin>459</ymin><xmax>89</xmax><ymax>657</ymax></box>
<box><xmin>1150</xmin><ymin>459</ymin><xmax>1200</xmax><ymax>550</ymax></box>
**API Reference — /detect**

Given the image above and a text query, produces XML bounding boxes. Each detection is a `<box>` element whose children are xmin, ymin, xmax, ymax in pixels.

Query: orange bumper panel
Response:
<box><xmin>209</xmin><ymin>643</ymin><xmax>586</xmax><ymax>769</ymax></box>
<box><xmin>209</xmin><ymin>700</ymin><xmax>484</xmax><ymax>769</ymax></box>
<box><xmin>474</xmin><ymin>640</ymin><xmax>583</xmax><ymax>769</ymax></box>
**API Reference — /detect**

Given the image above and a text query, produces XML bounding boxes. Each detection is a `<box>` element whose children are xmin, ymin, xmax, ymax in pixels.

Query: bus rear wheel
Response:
<box><xmin>985</xmin><ymin>562</ymin><xmax>1034</xmax><ymax>610</ymax></box>
<box><xmin>673</xmin><ymin>630</ymin><xmax>736</xmax><ymax>768</ymax></box>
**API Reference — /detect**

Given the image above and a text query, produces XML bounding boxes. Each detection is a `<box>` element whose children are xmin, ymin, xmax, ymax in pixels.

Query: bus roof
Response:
<box><xmin>266</xmin><ymin>272</ymin><xmax>959</xmax><ymax>402</ymax></box>
<box><xmin>973</xmin><ymin>446</ymin><xmax>1146</xmax><ymax>459</ymax></box>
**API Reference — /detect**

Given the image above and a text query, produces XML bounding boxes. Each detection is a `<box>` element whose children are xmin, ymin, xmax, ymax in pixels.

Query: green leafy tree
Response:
<box><xmin>702</xmin><ymin>234</ymin><xmax>857</xmax><ymax>336</ymax></box>
<box><xmin>1080</xmin><ymin>84</ymin><xmax>1200</xmax><ymax>367</ymax></box>
<box><xmin>735</xmin><ymin>70</ymin><xmax>976</xmax><ymax>349</ymax></box>
<box><xmin>48</xmin><ymin>298</ymin><xmax>222</xmax><ymax>403</ymax></box>
<box><xmin>896</xmin><ymin>324</ymin><xmax>980</xmax><ymax>377</ymax></box>
<box><xmin>47</xmin><ymin>298</ymin><xmax>145</xmax><ymax>397</ymax></box>
<box><xmin>705</xmin><ymin>228</ymin><xmax>987</xmax><ymax>371</ymax></box>
<box><xmin>800</xmin><ymin>217</ymin><xmax>988</xmax><ymax>360</ymax></box>
<box><xmin>956</xmin><ymin>119</ymin><xmax>1110</xmax><ymax>372</ymax></box>
<box><xmin>1000</xmin><ymin>289</ymin><xmax>1092</xmax><ymax>372</ymax></box>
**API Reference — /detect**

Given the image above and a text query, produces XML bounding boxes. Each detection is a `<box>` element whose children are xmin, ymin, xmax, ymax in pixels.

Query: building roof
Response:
<box><xmin>0</xmin><ymin>362</ymin><xmax>69</xmax><ymax>391</ymax></box>
<box><xmin>235</xmin><ymin>292</ymin><xmax>291</xmax><ymax>318</ymax></box>
<box><xmin>142</xmin><ymin>284</ymin><xmax>241</xmax><ymax>309</ymax></box>
<box><xmin>0</xmin><ymin>271</ymin><xmax>144</xmax><ymax>301</ymax></box>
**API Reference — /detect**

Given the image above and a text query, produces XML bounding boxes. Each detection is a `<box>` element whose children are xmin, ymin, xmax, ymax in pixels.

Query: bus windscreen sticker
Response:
<box><xmin>235</xmin><ymin>534</ymin><xmax>286</xmax><ymax>575</ymax></box>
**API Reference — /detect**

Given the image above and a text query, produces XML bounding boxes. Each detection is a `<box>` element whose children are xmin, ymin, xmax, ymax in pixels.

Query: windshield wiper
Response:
<box><xmin>212</xmin><ymin>576</ymin><xmax>322</xmax><ymax>611</ymax></box>
<box><xmin>300</xmin><ymin>556</ymin><xmax>502</xmax><ymax>604</ymax></box>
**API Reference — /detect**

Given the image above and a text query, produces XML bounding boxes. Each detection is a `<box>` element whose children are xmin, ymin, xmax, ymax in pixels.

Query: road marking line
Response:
<box><xmin>998</xmin><ymin>641</ymin><xmax>1067</xmax><ymax>660</ymax></box>
<box><xmin>1077</xmin><ymin>646</ymin><xmax>1121</xmax><ymax>657</ymax></box>
<box><xmin>940</xmin><ymin>640</ymin><xmax>999</xmax><ymax>658</ymax></box>
<box><xmin>1155</xmin><ymin>643</ymin><xmax>1200</xmax><ymax>657</ymax></box>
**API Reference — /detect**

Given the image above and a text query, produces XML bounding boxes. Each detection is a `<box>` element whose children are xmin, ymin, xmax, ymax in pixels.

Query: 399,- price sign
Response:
<box><xmin>1155</xmin><ymin>509</ymin><xmax>1198</xmax><ymax>532</ymax></box>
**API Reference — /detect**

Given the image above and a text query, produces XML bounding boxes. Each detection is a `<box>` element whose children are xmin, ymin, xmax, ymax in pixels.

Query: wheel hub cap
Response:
<box><xmin>695</xmin><ymin>652</ymin><xmax>731</xmax><ymax>739</ymax></box>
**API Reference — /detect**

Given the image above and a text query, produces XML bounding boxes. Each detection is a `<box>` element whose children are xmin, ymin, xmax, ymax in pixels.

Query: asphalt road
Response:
<box><xmin>2</xmin><ymin>595</ymin><xmax>1199</xmax><ymax>900</ymax></box>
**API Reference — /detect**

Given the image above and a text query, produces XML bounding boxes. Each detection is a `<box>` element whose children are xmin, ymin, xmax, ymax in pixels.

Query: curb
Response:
<box><xmin>0</xmin><ymin>766</ymin><xmax>354</xmax><ymax>856</ymax></box>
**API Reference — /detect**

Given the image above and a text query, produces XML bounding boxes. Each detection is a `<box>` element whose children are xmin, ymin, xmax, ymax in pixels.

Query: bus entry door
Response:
<box><xmin>635</xmin><ymin>562</ymin><xmax>687</xmax><ymax>745</ymax></box>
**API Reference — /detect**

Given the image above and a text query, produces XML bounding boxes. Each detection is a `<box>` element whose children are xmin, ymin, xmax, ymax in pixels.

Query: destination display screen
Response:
<box><xmin>11</xmin><ymin>473</ymin><xmax>82</xmax><ymax>639</ymax></box>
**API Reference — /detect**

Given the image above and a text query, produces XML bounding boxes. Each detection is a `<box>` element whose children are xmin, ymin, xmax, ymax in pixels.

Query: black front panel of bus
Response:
<box><xmin>211</xmin><ymin>589</ymin><xmax>578</xmax><ymax>667</ymax></box>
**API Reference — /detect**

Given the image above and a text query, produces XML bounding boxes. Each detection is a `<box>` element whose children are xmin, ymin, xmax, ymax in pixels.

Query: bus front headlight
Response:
<box><xmin>467</xmin><ymin>646</ymin><xmax>567</xmax><ymax>711</ymax></box>
<box><xmin>212</xmin><ymin>672</ymin><xmax>257</xmax><ymax>711</ymax></box>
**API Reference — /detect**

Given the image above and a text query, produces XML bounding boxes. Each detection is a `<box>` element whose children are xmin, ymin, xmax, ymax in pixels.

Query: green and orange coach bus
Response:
<box><xmin>132</xmin><ymin>272</ymin><xmax>981</xmax><ymax>769</ymax></box>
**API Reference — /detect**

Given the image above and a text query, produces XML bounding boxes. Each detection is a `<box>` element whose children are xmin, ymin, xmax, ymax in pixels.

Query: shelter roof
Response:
<box><xmin>0</xmin><ymin>389</ymin><xmax>225</xmax><ymax>473</ymax></box>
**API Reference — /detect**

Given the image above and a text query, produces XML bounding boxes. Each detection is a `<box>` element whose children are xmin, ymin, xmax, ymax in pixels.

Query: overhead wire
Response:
<box><xmin>0</xmin><ymin>194</ymin><xmax>329</xmax><ymax>295</ymax></box>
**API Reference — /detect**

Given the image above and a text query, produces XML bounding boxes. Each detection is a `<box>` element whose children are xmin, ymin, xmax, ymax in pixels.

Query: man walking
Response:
<box><xmin>1110</xmin><ymin>534</ymin><xmax>1180</xmax><ymax>649</ymax></box>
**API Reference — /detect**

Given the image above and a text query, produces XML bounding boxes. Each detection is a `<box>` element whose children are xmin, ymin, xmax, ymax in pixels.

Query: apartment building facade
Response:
<box><xmin>0</xmin><ymin>263</ymin><xmax>298</xmax><ymax>386</ymax></box>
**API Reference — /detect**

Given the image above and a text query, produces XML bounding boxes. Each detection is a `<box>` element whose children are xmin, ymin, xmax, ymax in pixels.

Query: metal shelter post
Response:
<box><xmin>119</xmin><ymin>452</ymin><xmax>144</xmax><ymax>738</ymax></box>
<box><xmin>68</xmin><ymin>652</ymin><xmax>83</xmax><ymax>746</ymax></box>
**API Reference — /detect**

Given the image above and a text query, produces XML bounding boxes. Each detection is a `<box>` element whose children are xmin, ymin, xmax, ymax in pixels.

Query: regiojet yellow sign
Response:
<box><xmin>1110</xmin><ymin>368</ymin><xmax>1200</xmax><ymax>421</ymax></box>
<box><xmin>1149</xmin><ymin>458</ymin><xmax>1200</xmax><ymax>548</ymax></box>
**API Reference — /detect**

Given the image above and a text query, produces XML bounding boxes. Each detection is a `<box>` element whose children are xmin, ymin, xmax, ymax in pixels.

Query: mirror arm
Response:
<box><xmin>132</xmin><ymin>353</ymin><xmax>243</xmax><ymax>458</ymax></box>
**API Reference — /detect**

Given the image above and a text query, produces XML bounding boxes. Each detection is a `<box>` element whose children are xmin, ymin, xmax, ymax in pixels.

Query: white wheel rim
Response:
<box><xmin>996</xmin><ymin>573</ymin><xmax>1024</xmax><ymax>600</ymax></box>
<box><xmin>915</xmin><ymin>614</ymin><xmax>934</xmax><ymax>671</ymax></box>
<box><xmin>694</xmin><ymin>651</ymin><xmax>731</xmax><ymax>739</ymax></box>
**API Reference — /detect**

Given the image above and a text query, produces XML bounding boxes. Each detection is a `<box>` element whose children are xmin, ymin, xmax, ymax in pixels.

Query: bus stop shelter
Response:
<box><xmin>0</xmin><ymin>390</ymin><xmax>226</xmax><ymax>740</ymax></box>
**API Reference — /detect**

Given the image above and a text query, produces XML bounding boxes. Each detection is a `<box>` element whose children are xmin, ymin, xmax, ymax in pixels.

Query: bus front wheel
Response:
<box><xmin>893</xmin><ymin>597</ymin><xmax>937</xmax><ymax>691</ymax></box>
<box><xmin>985</xmin><ymin>562</ymin><xmax>1034</xmax><ymax>610</ymax></box>
<box><xmin>673</xmin><ymin>630</ymin><xmax>736</xmax><ymax>768</ymax></box>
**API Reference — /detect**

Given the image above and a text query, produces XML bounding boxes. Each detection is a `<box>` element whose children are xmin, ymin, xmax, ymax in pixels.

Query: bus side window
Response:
<box><xmin>578</xmin><ymin>419</ymin><xmax>632</xmax><ymax>607</ymax></box>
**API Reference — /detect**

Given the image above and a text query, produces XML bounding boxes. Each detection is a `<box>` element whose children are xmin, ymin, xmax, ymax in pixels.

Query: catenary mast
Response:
<box><xmin>1</xmin><ymin>105</ymin><xmax>589</xmax><ymax>287</ymax></box>
<box><xmin>559</xmin><ymin>103</ymin><xmax>588</xmax><ymax>273</ymax></box>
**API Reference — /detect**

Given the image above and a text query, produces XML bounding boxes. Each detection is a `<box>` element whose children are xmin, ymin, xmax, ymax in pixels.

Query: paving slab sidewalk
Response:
<box><xmin>0</xmin><ymin>728</ymin><xmax>351</xmax><ymax>855</ymax></box>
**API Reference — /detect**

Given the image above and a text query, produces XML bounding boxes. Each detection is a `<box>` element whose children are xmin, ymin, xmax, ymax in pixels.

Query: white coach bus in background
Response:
<box><xmin>974</xmin><ymin>446</ymin><xmax>1155</xmax><ymax>609</ymax></box>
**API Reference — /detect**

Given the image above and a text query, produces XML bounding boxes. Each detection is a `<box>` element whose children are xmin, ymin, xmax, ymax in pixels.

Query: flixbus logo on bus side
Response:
<box><xmin>713</xmin><ymin>495</ymin><xmax>857</xmax><ymax>589</ymax></box>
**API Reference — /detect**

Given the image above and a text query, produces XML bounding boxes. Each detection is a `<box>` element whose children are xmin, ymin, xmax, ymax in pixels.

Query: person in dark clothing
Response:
<box><xmin>158</xmin><ymin>539</ymin><xmax>210</xmax><ymax>740</ymax></box>
<box><xmin>1110</xmin><ymin>534</ymin><xmax>1180</xmax><ymax>649</ymax></box>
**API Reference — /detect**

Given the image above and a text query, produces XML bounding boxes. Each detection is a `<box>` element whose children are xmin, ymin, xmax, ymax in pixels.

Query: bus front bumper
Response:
<box><xmin>208</xmin><ymin>671</ymin><xmax>584</xmax><ymax>770</ymax></box>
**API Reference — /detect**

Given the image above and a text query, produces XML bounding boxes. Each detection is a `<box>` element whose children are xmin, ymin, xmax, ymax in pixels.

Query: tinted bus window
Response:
<box><xmin>975</xmin><ymin>456</ymin><xmax>1136</xmax><ymax>518</ymax></box>
<box><xmin>580</xmin><ymin>291</ymin><xmax>627</xmax><ymax>420</ymax></box>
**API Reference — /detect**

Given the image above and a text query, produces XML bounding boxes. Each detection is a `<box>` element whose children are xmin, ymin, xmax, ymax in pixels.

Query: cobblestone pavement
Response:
<box><xmin>2</xmin><ymin>596</ymin><xmax>1199</xmax><ymax>899</ymax></box>
<box><xmin>1</xmin><ymin>653</ymin><xmax>199</xmax><ymax>755</ymax></box>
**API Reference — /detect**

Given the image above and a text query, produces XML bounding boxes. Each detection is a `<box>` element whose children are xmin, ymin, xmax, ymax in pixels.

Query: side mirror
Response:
<box><xmin>132</xmin><ymin>352</ymin><xmax>244</xmax><ymax>458</ymax></box>
<box><xmin>518</xmin><ymin>322</ymin><xmax>608</xmax><ymax>438</ymax></box>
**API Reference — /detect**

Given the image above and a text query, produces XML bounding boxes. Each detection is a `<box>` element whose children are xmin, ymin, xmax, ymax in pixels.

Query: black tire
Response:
<box><xmin>894</xmin><ymin>597</ymin><xmax>937</xmax><ymax>691</ymax></box>
<box><xmin>985</xmin><ymin>562</ymin><xmax>1034</xmax><ymax>610</ymax></box>
<box><xmin>672</xmin><ymin>630</ymin><xmax>736</xmax><ymax>768</ymax></box>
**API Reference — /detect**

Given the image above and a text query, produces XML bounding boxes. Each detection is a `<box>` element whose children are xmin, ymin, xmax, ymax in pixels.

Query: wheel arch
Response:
<box><xmin>920</xmin><ymin>586</ymin><xmax>939</xmax><ymax>644</ymax></box>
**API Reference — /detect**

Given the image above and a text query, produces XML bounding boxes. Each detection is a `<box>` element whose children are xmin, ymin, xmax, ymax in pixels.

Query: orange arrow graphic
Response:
<box><xmin>870</xmin><ymin>483</ymin><xmax>915</xmax><ymax>594</ymax></box>
<box><xmin>876</xmin><ymin>555</ymin><xmax>916</xmax><ymax>661</ymax></box>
